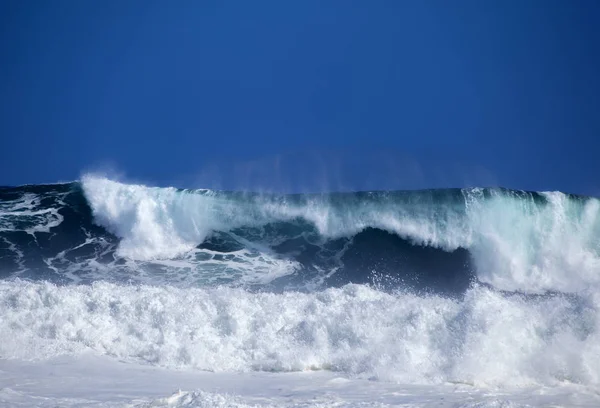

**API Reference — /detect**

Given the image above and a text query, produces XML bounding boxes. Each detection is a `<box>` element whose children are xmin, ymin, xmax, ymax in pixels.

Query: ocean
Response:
<box><xmin>0</xmin><ymin>175</ymin><xmax>599</xmax><ymax>407</ymax></box>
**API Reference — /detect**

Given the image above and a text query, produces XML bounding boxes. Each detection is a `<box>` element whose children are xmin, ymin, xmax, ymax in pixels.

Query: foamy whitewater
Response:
<box><xmin>1</xmin><ymin>176</ymin><xmax>600</xmax><ymax>407</ymax></box>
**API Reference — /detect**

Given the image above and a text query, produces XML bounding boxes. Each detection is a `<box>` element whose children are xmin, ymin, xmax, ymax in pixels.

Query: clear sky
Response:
<box><xmin>1</xmin><ymin>1</ymin><xmax>599</xmax><ymax>194</ymax></box>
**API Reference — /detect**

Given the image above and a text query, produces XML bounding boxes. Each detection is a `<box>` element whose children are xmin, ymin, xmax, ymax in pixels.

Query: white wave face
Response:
<box><xmin>82</xmin><ymin>176</ymin><xmax>237</xmax><ymax>260</ymax></box>
<box><xmin>1</xmin><ymin>280</ymin><xmax>599</xmax><ymax>387</ymax></box>
<box><xmin>467</xmin><ymin>190</ymin><xmax>600</xmax><ymax>292</ymax></box>
<box><xmin>82</xmin><ymin>176</ymin><xmax>600</xmax><ymax>293</ymax></box>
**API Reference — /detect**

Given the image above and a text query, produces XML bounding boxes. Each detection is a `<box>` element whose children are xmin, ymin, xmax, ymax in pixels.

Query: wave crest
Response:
<box><xmin>80</xmin><ymin>176</ymin><xmax>600</xmax><ymax>293</ymax></box>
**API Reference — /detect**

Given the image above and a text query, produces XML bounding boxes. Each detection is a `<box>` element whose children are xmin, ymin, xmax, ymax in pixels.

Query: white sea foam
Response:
<box><xmin>6</xmin><ymin>354</ymin><xmax>594</xmax><ymax>408</ymax></box>
<box><xmin>1</xmin><ymin>280</ymin><xmax>598</xmax><ymax>388</ymax></box>
<box><xmin>82</xmin><ymin>176</ymin><xmax>600</xmax><ymax>293</ymax></box>
<box><xmin>0</xmin><ymin>192</ymin><xmax>65</xmax><ymax>234</ymax></box>
<box><xmin>467</xmin><ymin>191</ymin><xmax>600</xmax><ymax>293</ymax></box>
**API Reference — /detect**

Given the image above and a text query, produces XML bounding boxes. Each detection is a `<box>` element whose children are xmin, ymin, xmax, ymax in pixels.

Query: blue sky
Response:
<box><xmin>1</xmin><ymin>1</ymin><xmax>599</xmax><ymax>194</ymax></box>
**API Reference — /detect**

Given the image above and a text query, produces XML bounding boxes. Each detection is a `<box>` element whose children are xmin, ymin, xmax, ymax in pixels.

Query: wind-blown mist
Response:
<box><xmin>189</xmin><ymin>151</ymin><xmax>498</xmax><ymax>193</ymax></box>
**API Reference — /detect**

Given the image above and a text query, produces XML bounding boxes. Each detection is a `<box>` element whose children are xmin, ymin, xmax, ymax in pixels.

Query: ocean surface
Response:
<box><xmin>1</xmin><ymin>175</ymin><xmax>600</xmax><ymax>407</ymax></box>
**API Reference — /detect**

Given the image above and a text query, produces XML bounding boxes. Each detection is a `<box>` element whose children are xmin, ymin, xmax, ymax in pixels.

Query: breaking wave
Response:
<box><xmin>1</xmin><ymin>176</ymin><xmax>599</xmax><ymax>387</ymax></box>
